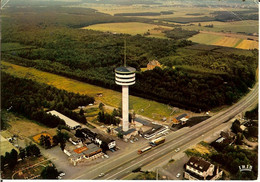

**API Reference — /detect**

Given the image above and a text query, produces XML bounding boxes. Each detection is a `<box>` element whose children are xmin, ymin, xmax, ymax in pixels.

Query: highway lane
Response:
<box><xmin>71</xmin><ymin>83</ymin><xmax>258</xmax><ymax>180</ymax></box>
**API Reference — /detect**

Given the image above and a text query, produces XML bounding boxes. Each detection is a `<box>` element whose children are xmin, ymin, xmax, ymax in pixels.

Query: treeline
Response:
<box><xmin>2</xmin><ymin>72</ymin><xmax>94</xmax><ymax>127</ymax></box>
<box><xmin>97</xmin><ymin>111</ymin><xmax>120</xmax><ymax>125</ymax></box>
<box><xmin>211</xmin><ymin>10</ymin><xmax>258</xmax><ymax>22</ymax></box>
<box><xmin>163</xmin><ymin>28</ymin><xmax>199</xmax><ymax>40</ymax></box>
<box><xmin>210</xmin><ymin>145</ymin><xmax>257</xmax><ymax>180</ymax></box>
<box><xmin>114</xmin><ymin>12</ymin><xmax>161</xmax><ymax>16</ymax></box>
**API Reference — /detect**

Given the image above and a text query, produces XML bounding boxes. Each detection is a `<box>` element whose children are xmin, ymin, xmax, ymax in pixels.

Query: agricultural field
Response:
<box><xmin>83</xmin><ymin>22</ymin><xmax>172</xmax><ymax>37</ymax></box>
<box><xmin>188</xmin><ymin>32</ymin><xmax>258</xmax><ymax>49</ymax></box>
<box><xmin>1</xmin><ymin>61</ymin><xmax>183</xmax><ymax>121</ymax></box>
<box><xmin>182</xmin><ymin>20</ymin><xmax>259</xmax><ymax>35</ymax></box>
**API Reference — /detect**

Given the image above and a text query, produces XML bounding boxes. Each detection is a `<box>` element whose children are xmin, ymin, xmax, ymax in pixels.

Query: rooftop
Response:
<box><xmin>47</xmin><ymin>110</ymin><xmax>80</xmax><ymax>128</ymax></box>
<box><xmin>115</xmin><ymin>126</ymin><xmax>136</xmax><ymax>135</ymax></box>
<box><xmin>115</xmin><ymin>66</ymin><xmax>136</xmax><ymax>73</ymax></box>
<box><xmin>134</xmin><ymin>117</ymin><xmax>151</xmax><ymax>126</ymax></box>
<box><xmin>176</xmin><ymin>113</ymin><xmax>188</xmax><ymax>121</ymax></box>
<box><xmin>187</xmin><ymin>156</ymin><xmax>211</xmax><ymax>172</ymax></box>
<box><xmin>70</xmin><ymin>143</ymin><xmax>101</xmax><ymax>158</ymax></box>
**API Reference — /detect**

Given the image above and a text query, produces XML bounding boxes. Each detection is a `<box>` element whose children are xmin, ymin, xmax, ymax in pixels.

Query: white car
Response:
<box><xmin>176</xmin><ymin>173</ymin><xmax>181</xmax><ymax>178</ymax></box>
<box><xmin>104</xmin><ymin>154</ymin><xmax>109</xmax><ymax>159</ymax></box>
<box><xmin>98</xmin><ymin>173</ymin><xmax>105</xmax><ymax>177</ymax></box>
<box><xmin>175</xmin><ymin>148</ymin><xmax>180</xmax><ymax>152</ymax></box>
<box><xmin>59</xmin><ymin>172</ymin><xmax>65</xmax><ymax>177</ymax></box>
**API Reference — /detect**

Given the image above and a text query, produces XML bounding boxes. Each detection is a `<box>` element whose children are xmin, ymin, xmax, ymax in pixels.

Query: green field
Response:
<box><xmin>188</xmin><ymin>33</ymin><xmax>224</xmax><ymax>45</ymax></box>
<box><xmin>182</xmin><ymin>20</ymin><xmax>258</xmax><ymax>34</ymax></box>
<box><xmin>83</xmin><ymin>22</ymin><xmax>172</xmax><ymax>37</ymax></box>
<box><xmin>2</xmin><ymin>61</ymin><xmax>181</xmax><ymax>120</ymax></box>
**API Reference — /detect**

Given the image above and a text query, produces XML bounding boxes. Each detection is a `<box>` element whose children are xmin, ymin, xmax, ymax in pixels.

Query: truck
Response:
<box><xmin>149</xmin><ymin>137</ymin><xmax>165</xmax><ymax>146</ymax></box>
<box><xmin>138</xmin><ymin>146</ymin><xmax>152</xmax><ymax>154</ymax></box>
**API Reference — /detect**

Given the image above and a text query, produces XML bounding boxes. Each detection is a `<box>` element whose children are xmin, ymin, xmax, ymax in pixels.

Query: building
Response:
<box><xmin>95</xmin><ymin>133</ymin><xmax>116</xmax><ymax>150</ymax></box>
<box><xmin>134</xmin><ymin>117</ymin><xmax>168</xmax><ymax>139</ymax></box>
<box><xmin>114</xmin><ymin>126</ymin><xmax>138</xmax><ymax>140</ymax></box>
<box><xmin>78</xmin><ymin>128</ymin><xmax>116</xmax><ymax>151</ymax></box>
<box><xmin>215</xmin><ymin>131</ymin><xmax>236</xmax><ymax>145</ymax></box>
<box><xmin>184</xmin><ymin>156</ymin><xmax>223</xmax><ymax>180</ymax></box>
<box><xmin>47</xmin><ymin>110</ymin><xmax>81</xmax><ymax>130</ymax></box>
<box><xmin>64</xmin><ymin>143</ymin><xmax>103</xmax><ymax>166</ymax></box>
<box><xmin>172</xmin><ymin>113</ymin><xmax>189</xmax><ymax>125</ymax></box>
<box><xmin>147</xmin><ymin>60</ymin><xmax>161</xmax><ymax>70</ymax></box>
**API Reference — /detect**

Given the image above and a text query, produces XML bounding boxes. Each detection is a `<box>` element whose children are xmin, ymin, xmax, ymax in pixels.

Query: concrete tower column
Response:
<box><xmin>122</xmin><ymin>85</ymin><xmax>129</xmax><ymax>131</ymax></box>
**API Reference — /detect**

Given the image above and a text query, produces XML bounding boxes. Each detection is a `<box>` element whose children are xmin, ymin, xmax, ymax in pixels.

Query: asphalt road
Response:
<box><xmin>70</xmin><ymin>83</ymin><xmax>258</xmax><ymax>180</ymax></box>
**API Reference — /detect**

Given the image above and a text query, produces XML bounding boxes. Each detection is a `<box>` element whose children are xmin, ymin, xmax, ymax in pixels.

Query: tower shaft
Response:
<box><xmin>122</xmin><ymin>85</ymin><xmax>129</xmax><ymax>132</ymax></box>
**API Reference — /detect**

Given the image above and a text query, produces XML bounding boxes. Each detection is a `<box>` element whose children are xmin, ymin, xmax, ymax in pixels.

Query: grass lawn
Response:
<box><xmin>2</xmin><ymin>111</ymin><xmax>57</xmax><ymax>140</ymax></box>
<box><xmin>2</xmin><ymin>61</ymin><xmax>177</xmax><ymax>121</ymax></box>
<box><xmin>82</xmin><ymin>22</ymin><xmax>172</xmax><ymax>37</ymax></box>
<box><xmin>0</xmin><ymin>134</ymin><xmax>19</xmax><ymax>156</ymax></box>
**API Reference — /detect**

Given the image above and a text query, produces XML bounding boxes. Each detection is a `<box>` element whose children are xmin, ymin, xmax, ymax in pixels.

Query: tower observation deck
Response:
<box><xmin>115</xmin><ymin>66</ymin><xmax>136</xmax><ymax>132</ymax></box>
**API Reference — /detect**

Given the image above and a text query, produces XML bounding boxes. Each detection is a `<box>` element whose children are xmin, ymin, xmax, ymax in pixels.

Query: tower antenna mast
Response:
<box><xmin>124</xmin><ymin>39</ymin><xmax>126</xmax><ymax>67</ymax></box>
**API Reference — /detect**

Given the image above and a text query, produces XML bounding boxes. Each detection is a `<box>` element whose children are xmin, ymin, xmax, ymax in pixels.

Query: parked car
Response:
<box><xmin>104</xmin><ymin>154</ymin><xmax>109</xmax><ymax>159</ymax></box>
<box><xmin>59</xmin><ymin>172</ymin><xmax>65</xmax><ymax>177</ymax></box>
<box><xmin>175</xmin><ymin>148</ymin><xmax>180</xmax><ymax>152</ymax></box>
<box><xmin>176</xmin><ymin>173</ymin><xmax>181</xmax><ymax>178</ymax></box>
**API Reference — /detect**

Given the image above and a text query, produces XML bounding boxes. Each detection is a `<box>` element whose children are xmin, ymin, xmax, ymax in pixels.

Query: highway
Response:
<box><xmin>70</xmin><ymin>83</ymin><xmax>258</xmax><ymax>180</ymax></box>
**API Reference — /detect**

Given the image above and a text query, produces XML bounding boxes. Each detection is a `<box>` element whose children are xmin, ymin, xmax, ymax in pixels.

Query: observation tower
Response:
<box><xmin>115</xmin><ymin>41</ymin><xmax>136</xmax><ymax>132</ymax></box>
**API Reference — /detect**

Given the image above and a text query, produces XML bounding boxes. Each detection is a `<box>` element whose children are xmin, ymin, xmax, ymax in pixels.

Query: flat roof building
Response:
<box><xmin>47</xmin><ymin>110</ymin><xmax>81</xmax><ymax>130</ymax></box>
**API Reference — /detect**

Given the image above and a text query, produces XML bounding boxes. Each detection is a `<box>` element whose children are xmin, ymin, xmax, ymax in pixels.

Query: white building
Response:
<box><xmin>47</xmin><ymin>110</ymin><xmax>81</xmax><ymax>130</ymax></box>
<box><xmin>184</xmin><ymin>156</ymin><xmax>223</xmax><ymax>180</ymax></box>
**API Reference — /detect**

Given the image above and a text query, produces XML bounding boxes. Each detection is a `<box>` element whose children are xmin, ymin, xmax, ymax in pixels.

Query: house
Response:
<box><xmin>147</xmin><ymin>60</ymin><xmax>161</xmax><ymax>70</ymax></box>
<box><xmin>47</xmin><ymin>110</ymin><xmax>81</xmax><ymax>130</ymax></box>
<box><xmin>95</xmin><ymin>134</ymin><xmax>116</xmax><ymax>150</ymax></box>
<box><xmin>184</xmin><ymin>156</ymin><xmax>223</xmax><ymax>180</ymax></box>
<box><xmin>64</xmin><ymin>143</ymin><xmax>103</xmax><ymax>166</ymax></box>
<box><xmin>172</xmin><ymin>113</ymin><xmax>189</xmax><ymax>125</ymax></box>
<box><xmin>77</xmin><ymin>128</ymin><xmax>116</xmax><ymax>151</ymax></box>
<box><xmin>218</xmin><ymin>131</ymin><xmax>236</xmax><ymax>145</ymax></box>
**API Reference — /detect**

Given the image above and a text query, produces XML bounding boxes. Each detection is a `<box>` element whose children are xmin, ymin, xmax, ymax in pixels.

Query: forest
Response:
<box><xmin>1</xmin><ymin>6</ymin><xmax>258</xmax><ymax>112</ymax></box>
<box><xmin>1</xmin><ymin>72</ymin><xmax>94</xmax><ymax>127</ymax></box>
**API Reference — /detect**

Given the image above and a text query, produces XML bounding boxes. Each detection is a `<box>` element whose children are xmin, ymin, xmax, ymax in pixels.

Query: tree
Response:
<box><xmin>41</xmin><ymin>166</ymin><xmax>59</xmax><ymax>179</ymax></box>
<box><xmin>79</xmin><ymin>108</ymin><xmax>84</xmax><ymax>116</ymax></box>
<box><xmin>53</xmin><ymin>131</ymin><xmax>69</xmax><ymax>151</ymax></box>
<box><xmin>26</xmin><ymin>144</ymin><xmax>41</xmax><ymax>157</ymax></box>
<box><xmin>1</xmin><ymin>155</ymin><xmax>6</xmax><ymax>171</ymax></box>
<box><xmin>247</xmin><ymin>126</ymin><xmax>258</xmax><ymax>137</ymax></box>
<box><xmin>8</xmin><ymin>149</ymin><xmax>18</xmax><ymax>169</ymax></box>
<box><xmin>60</xmin><ymin>142</ymin><xmax>66</xmax><ymax>151</ymax></box>
<box><xmin>39</xmin><ymin>135</ymin><xmax>52</xmax><ymax>149</ymax></box>
<box><xmin>99</xmin><ymin>103</ymin><xmax>104</xmax><ymax>110</ymax></box>
<box><xmin>231</xmin><ymin>120</ymin><xmax>242</xmax><ymax>134</ymax></box>
<box><xmin>117</xmin><ymin>132</ymin><xmax>123</xmax><ymax>139</ymax></box>
<box><xmin>19</xmin><ymin>149</ymin><xmax>26</xmax><ymax>160</ymax></box>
